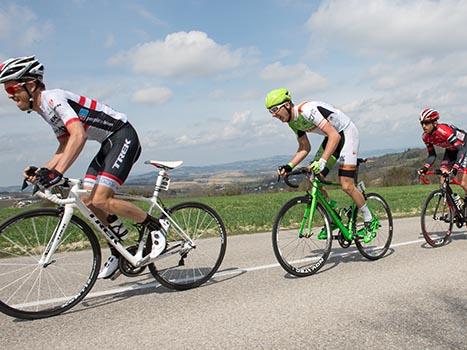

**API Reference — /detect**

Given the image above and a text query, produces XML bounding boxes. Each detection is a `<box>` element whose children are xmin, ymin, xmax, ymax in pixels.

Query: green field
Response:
<box><xmin>0</xmin><ymin>184</ymin><xmax>440</xmax><ymax>240</ymax></box>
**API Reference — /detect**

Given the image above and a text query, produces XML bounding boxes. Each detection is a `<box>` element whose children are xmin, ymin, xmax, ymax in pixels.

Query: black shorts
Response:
<box><xmin>84</xmin><ymin>123</ymin><xmax>141</xmax><ymax>191</ymax></box>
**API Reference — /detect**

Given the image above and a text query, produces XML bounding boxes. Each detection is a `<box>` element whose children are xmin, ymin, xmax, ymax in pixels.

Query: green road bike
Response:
<box><xmin>272</xmin><ymin>158</ymin><xmax>393</xmax><ymax>277</ymax></box>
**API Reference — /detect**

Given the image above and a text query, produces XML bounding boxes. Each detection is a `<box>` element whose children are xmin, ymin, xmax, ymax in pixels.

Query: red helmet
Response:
<box><xmin>420</xmin><ymin>108</ymin><xmax>439</xmax><ymax>123</ymax></box>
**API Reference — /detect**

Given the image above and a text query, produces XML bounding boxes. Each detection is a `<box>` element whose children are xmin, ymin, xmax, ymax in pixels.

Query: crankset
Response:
<box><xmin>335</xmin><ymin>231</ymin><xmax>352</xmax><ymax>248</ymax></box>
<box><xmin>119</xmin><ymin>245</ymin><xmax>147</xmax><ymax>277</ymax></box>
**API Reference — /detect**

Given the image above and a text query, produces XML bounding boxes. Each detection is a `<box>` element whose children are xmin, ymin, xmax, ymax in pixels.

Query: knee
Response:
<box><xmin>340</xmin><ymin>181</ymin><xmax>355</xmax><ymax>194</ymax></box>
<box><xmin>91</xmin><ymin>196</ymin><xmax>111</xmax><ymax>212</ymax></box>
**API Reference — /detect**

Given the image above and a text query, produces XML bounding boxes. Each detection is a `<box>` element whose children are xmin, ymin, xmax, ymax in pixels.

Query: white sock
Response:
<box><xmin>359</xmin><ymin>203</ymin><xmax>372</xmax><ymax>222</ymax></box>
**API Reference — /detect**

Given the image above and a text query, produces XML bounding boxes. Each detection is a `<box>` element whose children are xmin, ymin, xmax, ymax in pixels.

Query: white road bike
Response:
<box><xmin>0</xmin><ymin>160</ymin><xmax>227</xmax><ymax>320</ymax></box>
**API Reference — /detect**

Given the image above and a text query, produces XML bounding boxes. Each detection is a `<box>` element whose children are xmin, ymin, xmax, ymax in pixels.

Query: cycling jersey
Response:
<box><xmin>38</xmin><ymin>89</ymin><xmax>127</xmax><ymax>143</ymax></box>
<box><xmin>289</xmin><ymin>101</ymin><xmax>358</xmax><ymax>170</ymax></box>
<box><xmin>289</xmin><ymin>101</ymin><xmax>351</xmax><ymax>137</ymax></box>
<box><xmin>422</xmin><ymin>123</ymin><xmax>467</xmax><ymax>172</ymax></box>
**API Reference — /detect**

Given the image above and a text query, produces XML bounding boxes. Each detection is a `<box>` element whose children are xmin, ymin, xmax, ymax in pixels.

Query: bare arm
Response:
<box><xmin>289</xmin><ymin>133</ymin><xmax>311</xmax><ymax>167</ymax></box>
<box><xmin>52</xmin><ymin>121</ymin><xmax>87</xmax><ymax>174</ymax></box>
<box><xmin>319</xmin><ymin>122</ymin><xmax>341</xmax><ymax>161</ymax></box>
<box><xmin>43</xmin><ymin>136</ymin><xmax>69</xmax><ymax>170</ymax></box>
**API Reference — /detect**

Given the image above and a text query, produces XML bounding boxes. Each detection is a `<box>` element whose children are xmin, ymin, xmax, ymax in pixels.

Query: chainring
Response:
<box><xmin>119</xmin><ymin>244</ymin><xmax>147</xmax><ymax>277</ymax></box>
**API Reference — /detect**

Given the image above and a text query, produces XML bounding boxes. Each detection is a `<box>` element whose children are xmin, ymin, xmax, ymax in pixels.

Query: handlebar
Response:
<box><xmin>23</xmin><ymin>177</ymin><xmax>82</xmax><ymax>205</ymax></box>
<box><xmin>419</xmin><ymin>169</ymin><xmax>461</xmax><ymax>185</ymax></box>
<box><xmin>282</xmin><ymin>167</ymin><xmax>332</xmax><ymax>188</ymax></box>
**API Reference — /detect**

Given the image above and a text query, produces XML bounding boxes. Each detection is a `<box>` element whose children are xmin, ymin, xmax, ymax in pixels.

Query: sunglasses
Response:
<box><xmin>420</xmin><ymin>121</ymin><xmax>433</xmax><ymax>126</ymax></box>
<box><xmin>4</xmin><ymin>82</ymin><xmax>26</xmax><ymax>96</ymax></box>
<box><xmin>268</xmin><ymin>102</ymin><xmax>288</xmax><ymax>114</ymax></box>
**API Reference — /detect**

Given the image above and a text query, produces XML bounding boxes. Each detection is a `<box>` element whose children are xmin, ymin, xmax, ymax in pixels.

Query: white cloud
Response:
<box><xmin>0</xmin><ymin>5</ymin><xmax>52</xmax><ymax>47</ymax></box>
<box><xmin>307</xmin><ymin>0</ymin><xmax>467</xmax><ymax>58</ymax></box>
<box><xmin>127</xmin><ymin>4</ymin><xmax>166</xmax><ymax>26</ymax></box>
<box><xmin>260</xmin><ymin>62</ymin><xmax>329</xmax><ymax>95</ymax></box>
<box><xmin>109</xmin><ymin>31</ymin><xmax>255</xmax><ymax>79</ymax></box>
<box><xmin>175</xmin><ymin>110</ymin><xmax>284</xmax><ymax>146</ymax></box>
<box><xmin>131</xmin><ymin>86</ymin><xmax>173</xmax><ymax>105</ymax></box>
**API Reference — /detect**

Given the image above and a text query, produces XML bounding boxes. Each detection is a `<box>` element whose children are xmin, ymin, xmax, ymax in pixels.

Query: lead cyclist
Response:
<box><xmin>0</xmin><ymin>55</ymin><xmax>165</xmax><ymax>279</ymax></box>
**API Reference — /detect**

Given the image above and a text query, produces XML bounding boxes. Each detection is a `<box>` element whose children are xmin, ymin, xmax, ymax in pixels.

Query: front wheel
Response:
<box><xmin>149</xmin><ymin>202</ymin><xmax>227</xmax><ymax>290</ymax></box>
<box><xmin>355</xmin><ymin>193</ymin><xmax>393</xmax><ymax>260</ymax></box>
<box><xmin>421</xmin><ymin>189</ymin><xmax>453</xmax><ymax>247</ymax></box>
<box><xmin>0</xmin><ymin>209</ymin><xmax>101</xmax><ymax>320</ymax></box>
<box><xmin>272</xmin><ymin>196</ymin><xmax>332</xmax><ymax>277</ymax></box>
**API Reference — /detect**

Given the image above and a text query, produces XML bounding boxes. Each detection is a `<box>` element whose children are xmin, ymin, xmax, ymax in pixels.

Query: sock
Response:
<box><xmin>359</xmin><ymin>203</ymin><xmax>373</xmax><ymax>222</ymax></box>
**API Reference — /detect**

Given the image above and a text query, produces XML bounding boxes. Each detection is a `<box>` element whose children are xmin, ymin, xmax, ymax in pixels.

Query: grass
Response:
<box><xmin>0</xmin><ymin>183</ymin><xmax>442</xmax><ymax>254</ymax></box>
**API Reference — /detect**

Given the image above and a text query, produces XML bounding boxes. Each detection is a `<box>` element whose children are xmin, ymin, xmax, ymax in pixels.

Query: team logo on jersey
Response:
<box><xmin>78</xmin><ymin>108</ymin><xmax>89</xmax><ymax>119</ymax></box>
<box><xmin>48</xmin><ymin>99</ymin><xmax>62</xmax><ymax>113</ymax></box>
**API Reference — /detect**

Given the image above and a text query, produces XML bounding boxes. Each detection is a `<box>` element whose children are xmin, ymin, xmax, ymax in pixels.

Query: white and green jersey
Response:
<box><xmin>288</xmin><ymin>101</ymin><xmax>351</xmax><ymax>137</ymax></box>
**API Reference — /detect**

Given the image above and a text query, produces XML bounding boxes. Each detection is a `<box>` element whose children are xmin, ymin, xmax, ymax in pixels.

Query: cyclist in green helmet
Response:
<box><xmin>265</xmin><ymin>88</ymin><xmax>377</xmax><ymax>232</ymax></box>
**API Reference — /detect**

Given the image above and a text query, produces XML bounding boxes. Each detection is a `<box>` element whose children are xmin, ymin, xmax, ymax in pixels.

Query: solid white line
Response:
<box><xmin>11</xmin><ymin>232</ymin><xmax>467</xmax><ymax>309</ymax></box>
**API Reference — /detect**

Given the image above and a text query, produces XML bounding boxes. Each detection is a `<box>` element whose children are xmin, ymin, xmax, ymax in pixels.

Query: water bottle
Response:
<box><xmin>107</xmin><ymin>214</ymin><xmax>129</xmax><ymax>240</ymax></box>
<box><xmin>452</xmin><ymin>193</ymin><xmax>463</xmax><ymax>211</ymax></box>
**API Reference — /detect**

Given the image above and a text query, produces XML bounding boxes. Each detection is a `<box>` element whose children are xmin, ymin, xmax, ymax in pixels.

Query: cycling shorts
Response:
<box><xmin>84</xmin><ymin>123</ymin><xmax>141</xmax><ymax>191</ymax></box>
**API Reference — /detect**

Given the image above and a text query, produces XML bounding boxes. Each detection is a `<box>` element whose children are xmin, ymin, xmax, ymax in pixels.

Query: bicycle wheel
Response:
<box><xmin>149</xmin><ymin>202</ymin><xmax>227</xmax><ymax>290</ymax></box>
<box><xmin>0</xmin><ymin>208</ymin><xmax>100</xmax><ymax>319</ymax></box>
<box><xmin>355</xmin><ymin>193</ymin><xmax>393</xmax><ymax>260</ymax></box>
<box><xmin>272</xmin><ymin>196</ymin><xmax>332</xmax><ymax>277</ymax></box>
<box><xmin>421</xmin><ymin>189</ymin><xmax>453</xmax><ymax>247</ymax></box>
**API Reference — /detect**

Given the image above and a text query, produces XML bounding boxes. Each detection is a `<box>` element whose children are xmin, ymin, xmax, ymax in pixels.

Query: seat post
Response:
<box><xmin>152</xmin><ymin>169</ymin><xmax>170</xmax><ymax>199</ymax></box>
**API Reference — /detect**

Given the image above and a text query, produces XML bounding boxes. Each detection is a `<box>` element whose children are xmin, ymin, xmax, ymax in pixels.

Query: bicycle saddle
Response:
<box><xmin>144</xmin><ymin>160</ymin><xmax>183</xmax><ymax>170</ymax></box>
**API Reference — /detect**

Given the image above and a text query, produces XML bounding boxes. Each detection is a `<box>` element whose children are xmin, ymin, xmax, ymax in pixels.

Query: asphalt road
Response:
<box><xmin>1</xmin><ymin>217</ymin><xmax>467</xmax><ymax>350</ymax></box>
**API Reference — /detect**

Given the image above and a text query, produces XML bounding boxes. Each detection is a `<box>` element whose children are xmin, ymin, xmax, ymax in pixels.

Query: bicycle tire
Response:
<box><xmin>148</xmin><ymin>202</ymin><xmax>227</xmax><ymax>290</ymax></box>
<box><xmin>272</xmin><ymin>196</ymin><xmax>332</xmax><ymax>277</ymax></box>
<box><xmin>421</xmin><ymin>189</ymin><xmax>453</xmax><ymax>247</ymax></box>
<box><xmin>0</xmin><ymin>208</ymin><xmax>100</xmax><ymax>320</ymax></box>
<box><xmin>355</xmin><ymin>193</ymin><xmax>393</xmax><ymax>260</ymax></box>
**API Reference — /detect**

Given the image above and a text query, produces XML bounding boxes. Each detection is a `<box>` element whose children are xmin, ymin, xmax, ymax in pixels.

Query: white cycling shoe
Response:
<box><xmin>149</xmin><ymin>230</ymin><xmax>167</xmax><ymax>259</ymax></box>
<box><xmin>97</xmin><ymin>254</ymin><xmax>119</xmax><ymax>279</ymax></box>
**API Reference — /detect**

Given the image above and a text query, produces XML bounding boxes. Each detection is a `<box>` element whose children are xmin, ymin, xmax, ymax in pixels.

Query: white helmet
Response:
<box><xmin>0</xmin><ymin>55</ymin><xmax>44</xmax><ymax>83</ymax></box>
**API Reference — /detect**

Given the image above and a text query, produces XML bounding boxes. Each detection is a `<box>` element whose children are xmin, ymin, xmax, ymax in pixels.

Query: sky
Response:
<box><xmin>1</xmin><ymin>0</ymin><xmax>467</xmax><ymax>186</ymax></box>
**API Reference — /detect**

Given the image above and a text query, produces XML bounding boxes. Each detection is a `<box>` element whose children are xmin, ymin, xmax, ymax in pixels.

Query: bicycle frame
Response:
<box><xmin>300</xmin><ymin>177</ymin><xmax>357</xmax><ymax>241</ymax></box>
<box><xmin>35</xmin><ymin>169</ymin><xmax>195</xmax><ymax>269</ymax></box>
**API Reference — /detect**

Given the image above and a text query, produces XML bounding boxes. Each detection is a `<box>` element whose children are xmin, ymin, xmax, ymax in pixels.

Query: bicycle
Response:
<box><xmin>272</xmin><ymin>158</ymin><xmax>393</xmax><ymax>277</ymax></box>
<box><xmin>0</xmin><ymin>160</ymin><xmax>227</xmax><ymax>320</ymax></box>
<box><xmin>419</xmin><ymin>169</ymin><xmax>466</xmax><ymax>247</ymax></box>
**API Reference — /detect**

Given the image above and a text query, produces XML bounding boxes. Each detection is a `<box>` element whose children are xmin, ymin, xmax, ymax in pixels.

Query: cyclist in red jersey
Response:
<box><xmin>0</xmin><ymin>56</ymin><xmax>166</xmax><ymax>279</ymax></box>
<box><xmin>417</xmin><ymin>108</ymin><xmax>467</xmax><ymax>208</ymax></box>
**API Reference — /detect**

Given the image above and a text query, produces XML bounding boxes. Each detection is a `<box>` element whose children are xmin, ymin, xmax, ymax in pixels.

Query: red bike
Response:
<box><xmin>419</xmin><ymin>170</ymin><xmax>465</xmax><ymax>247</ymax></box>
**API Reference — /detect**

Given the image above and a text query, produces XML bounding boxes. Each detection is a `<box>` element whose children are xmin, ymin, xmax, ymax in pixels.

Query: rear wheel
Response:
<box><xmin>149</xmin><ymin>202</ymin><xmax>227</xmax><ymax>290</ymax></box>
<box><xmin>272</xmin><ymin>196</ymin><xmax>332</xmax><ymax>277</ymax></box>
<box><xmin>0</xmin><ymin>209</ymin><xmax>100</xmax><ymax>319</ymax></box>
<box><xmin>355</xmin><ymin>193</ymin><xmax>393</xmax><ymax>260</ymax></box>
<box><xmin>421</xmin><ymin>189</ymin><xmax>453</xmax><ymax>247</ymax></box>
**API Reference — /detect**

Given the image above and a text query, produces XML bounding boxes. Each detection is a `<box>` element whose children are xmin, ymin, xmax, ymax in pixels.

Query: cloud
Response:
<box><xmin>175</xmin><ymin>110</ymin><xmax>284</xmax><ymax>146</ymax></box>
<box><xmin>109</xmin><ymin>31</ymin><xmax>256</xmax><ymax>79</ymax></box>
<box><xmin>127</xmin><ymin>4</ymin><xmax>166</xmax><ymax>26</ymax></box>
<box><xmin>307</xmin><ymin>0</ymin><xmax>467</xmax><ymax>58</ymax></box>
<box><xmin>0</xmin><ymin>4</ymin><xmax>52</xmax><ymax>47</ymax></box>
<box><xmin>260</xmin><ymin>62</ymin><xmax>329</xmax><ymax>95</ymax></box>
<box><xmin>131</xmin><ymin>86</ymin><xmax>173</xmax><ymax>105</ymax></box>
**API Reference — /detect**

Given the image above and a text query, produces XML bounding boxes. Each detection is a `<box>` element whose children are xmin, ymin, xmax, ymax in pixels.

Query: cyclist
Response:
<box><xmin>265</xmin><ymin>88</ymin><xmax>377</xmax><ymax>236</ymax></box>
<box><xmin>417</xmin><ymin>108</ymin><xmax>467</xmax><ymax>210</ymax></box>
<box><xmin>0</xmin><ymin>55</ymin><xmax>166</xmax><ymax>279</ymax></box>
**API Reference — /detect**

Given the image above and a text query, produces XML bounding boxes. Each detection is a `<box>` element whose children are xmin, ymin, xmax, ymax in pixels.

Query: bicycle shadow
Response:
<box><xmin>67</xmin><ymin>266</ymin><xmax>246</xmax><ymax>316</ymax></box>
<box><xmin>282</xmin><ymin>247</ymin><xmax>396</xmax><ymax>279</ymax></box>
<box><xmin>419</xmin><ymin>230</ymin><xmax>467</xmax><ymax>249</ymax></box>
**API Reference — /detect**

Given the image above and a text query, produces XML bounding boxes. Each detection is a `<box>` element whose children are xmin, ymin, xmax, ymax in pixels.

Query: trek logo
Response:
<box><xmin>112</xmin><ymin>139</ymin><xmax>131</xmax><ymax>169</ymax></box>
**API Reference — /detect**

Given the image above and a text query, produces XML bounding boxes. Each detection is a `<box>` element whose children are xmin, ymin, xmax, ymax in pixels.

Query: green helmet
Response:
<box><xmin>265</xmin><ymin>88</ymin><xmax>292</xmax><ymax>109</ymax></box>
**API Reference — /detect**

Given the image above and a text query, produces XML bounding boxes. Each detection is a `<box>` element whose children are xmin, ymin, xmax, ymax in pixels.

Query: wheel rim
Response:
<box><xmin>0</xmin><ymin>210</ymin><xmax>98</xmax><ymax>317</ymax></box>
<box><xmin>422</xmin><ymin>191</ymin><xmax>453</xmax><ymax>247</ymax></box>
<box><xmin>273</xmin><ymin>199</ymin><xmax>331</xmax><ymax>275</ymax></box>
<box><xmin>355</xmin><ymin>194</ymin><xmax>392</xmax><ymax>259</ymax></box>
<box><xmin>152</xmin><ymin>204</ymin><xmax>226</xmax><ymax>288</ymax></box>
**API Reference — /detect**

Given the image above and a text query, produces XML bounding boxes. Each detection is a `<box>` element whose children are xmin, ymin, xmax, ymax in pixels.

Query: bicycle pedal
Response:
<box><xmin>110</xmin><ymin>270</ymin><xmax>122</xmax><ymax>281</ymax></box>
